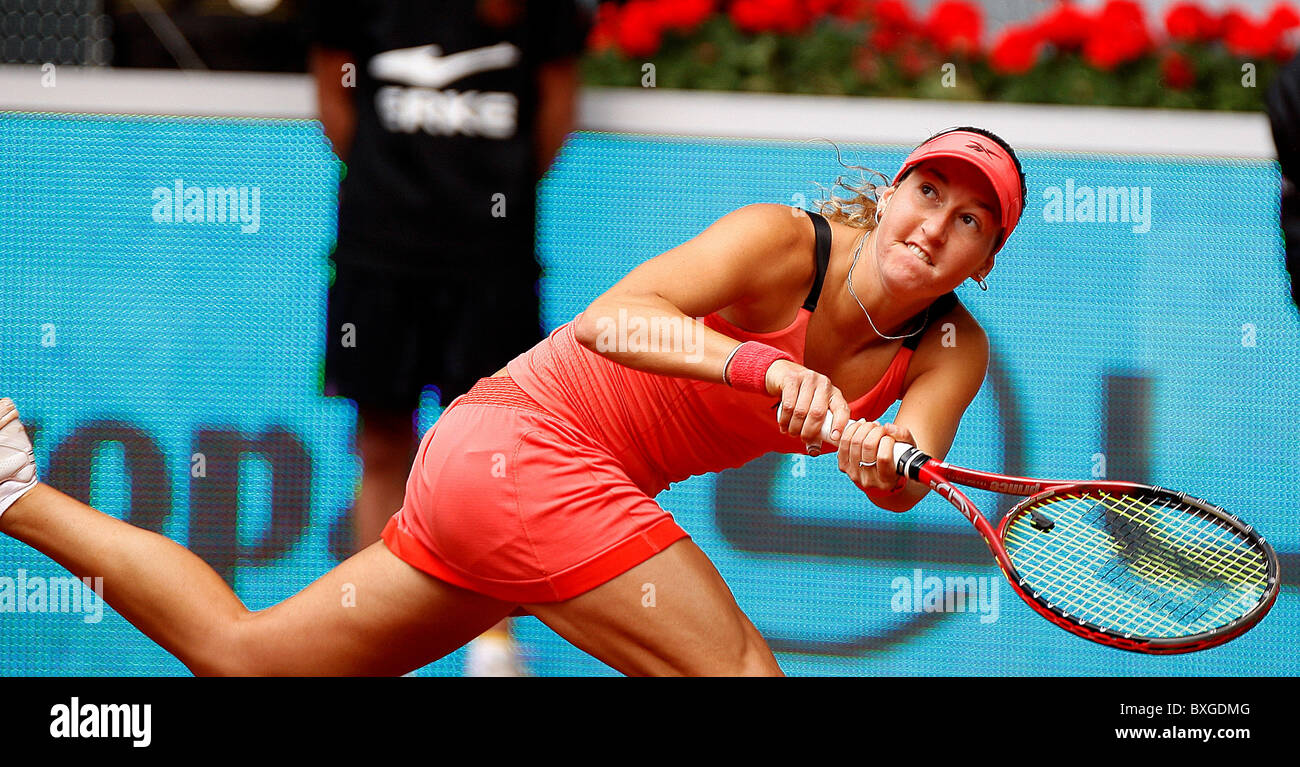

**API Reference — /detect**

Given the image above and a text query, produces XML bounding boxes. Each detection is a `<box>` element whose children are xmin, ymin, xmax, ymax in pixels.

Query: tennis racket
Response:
<box><xmin>819</xmin><ymin>421</ymin><xmax>1280</xmax><ymax>654</ymax></box>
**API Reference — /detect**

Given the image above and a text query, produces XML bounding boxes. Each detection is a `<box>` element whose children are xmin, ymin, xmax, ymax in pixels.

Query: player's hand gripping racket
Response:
<box><xmin>818</xmin><ymin>420</ymin><xmax>1279</xmax><ymax>654</ymax></box>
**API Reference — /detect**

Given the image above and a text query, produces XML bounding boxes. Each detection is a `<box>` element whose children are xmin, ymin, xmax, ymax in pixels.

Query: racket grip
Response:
<box><xmin>816</xmin><ymin>420</ymin><xmax>931</xmax><ymax>478</ymax></box>
<box><xmin>819</xmin><ymin>416</ymin><xmax>835</xmax><ymax>445</ymax></box>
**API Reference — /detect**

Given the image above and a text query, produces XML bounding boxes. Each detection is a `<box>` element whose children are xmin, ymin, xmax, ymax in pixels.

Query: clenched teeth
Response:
<box><xmin>906</xmin><ymin>243</ymin><xmax>932</xmax><ymax>265</ymax></box>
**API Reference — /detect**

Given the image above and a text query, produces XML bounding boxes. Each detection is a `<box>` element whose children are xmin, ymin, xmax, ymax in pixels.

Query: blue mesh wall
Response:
<box><xmin>0</xmin><ymin>113</ymin><xmax>1296</xmax><ymax>676</ymax></box>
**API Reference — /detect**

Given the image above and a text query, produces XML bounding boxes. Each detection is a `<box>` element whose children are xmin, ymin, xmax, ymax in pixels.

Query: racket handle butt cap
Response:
<box><xmin>893</xmin><ymin>441</ymin><xmax>929</xmax><ymax>479</ymax></box>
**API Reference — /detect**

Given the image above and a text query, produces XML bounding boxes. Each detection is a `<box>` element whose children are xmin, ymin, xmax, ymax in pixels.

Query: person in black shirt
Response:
<box><xmin>309</xmin><ymin>0</ymin><xmax>591</xmax><ymax>674</ymax></box>
<box><xmin>1266</xmin><ymin>52</ymin><xmax>1300</xmax><ymax>312</ymax></box>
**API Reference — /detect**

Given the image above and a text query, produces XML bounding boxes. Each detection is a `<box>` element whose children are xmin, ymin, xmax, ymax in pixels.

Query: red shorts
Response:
<box><xmin>381</xmin><ymin>376</ymin><xmax>690</xmax><ymax>604</ymax></box>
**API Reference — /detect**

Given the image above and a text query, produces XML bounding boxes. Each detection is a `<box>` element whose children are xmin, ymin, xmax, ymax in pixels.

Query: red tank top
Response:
<box><xmin>504</xmin><ymin>210</ymin><xmax>958</xmax><ymax>496</ymax></box>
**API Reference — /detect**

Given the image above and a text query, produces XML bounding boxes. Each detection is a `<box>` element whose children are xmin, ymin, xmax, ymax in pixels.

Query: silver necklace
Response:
<box><xmin>845</xmin><ymin>229</ymin><xmax>929</xmax><ymax>341</ymax></box>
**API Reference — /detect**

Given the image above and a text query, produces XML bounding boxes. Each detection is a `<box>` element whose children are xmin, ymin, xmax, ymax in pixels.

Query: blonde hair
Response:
<box><xmin>809</xmin><ymin>140</ymin><xmax>889</xmax><ymax>231</ymax></box>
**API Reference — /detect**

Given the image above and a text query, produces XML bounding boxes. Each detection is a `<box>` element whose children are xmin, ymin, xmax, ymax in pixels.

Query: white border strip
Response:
<box><xmin>0</xmin><ymin>66</ymin><xmax>1276</xmax><ymax>159</ymax></box>
<box><xmin>579</xmin><ymin>87</ymin><xmax>1276</xmax><ymax>160</ymax></box>
<box><xmin>0</xmin><ymin>66</ymin><xmax>317</xmax><ymax>119</ymax></box>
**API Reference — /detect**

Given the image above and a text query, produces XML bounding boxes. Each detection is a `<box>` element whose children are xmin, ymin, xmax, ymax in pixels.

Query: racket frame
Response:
<box><xmin>899</xmin><ymin>450</ymin><xmax>1281</xmax><ymax>655</ymax></box>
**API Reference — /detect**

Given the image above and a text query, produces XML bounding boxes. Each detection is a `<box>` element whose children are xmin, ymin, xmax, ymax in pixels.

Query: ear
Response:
<box><xmin>877</xmin><ymin>185</ymin><xmax>895</xmax><ymax>209</ymax></box>
<box><xmin>975</xmin><ymin>253</ymin><xmax>995</xmax><ymax>281</ymax></box>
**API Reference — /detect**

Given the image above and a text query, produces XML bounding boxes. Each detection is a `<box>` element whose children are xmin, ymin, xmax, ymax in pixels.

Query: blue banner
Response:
<box><xmin>0</xmin><ymin>113</ymin><xmax>1296</xmax><ymax>675</ymax></box>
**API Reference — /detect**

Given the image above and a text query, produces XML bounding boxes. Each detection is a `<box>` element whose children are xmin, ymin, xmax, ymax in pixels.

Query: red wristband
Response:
<box><xmin>724</xmin><ymin>342</ymin><xmax>794</xmax><ymax>394</ymax></box>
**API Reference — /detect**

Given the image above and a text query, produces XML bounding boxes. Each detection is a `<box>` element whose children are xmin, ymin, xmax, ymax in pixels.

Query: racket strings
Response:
<box><xmin>1106</xmin><ymin>495</ymin><xmax>1267</xmax><ymax>602</ymax></box>
<box><xmin>1101</xmin><ymin>495</ymin><xmax>1262</xmax><ymax>583</ymax></box>
<box><xmin>1012</xmin><ymin>493</ymin><xmax>1267</xmax><ymax>635</ymax></box>
<box><xmin>1010</xmin><ymin>510</ymin><xmax>1216</xmax><ymax>637</ymax></box>
<box><xmin>1003</xmin><ymin>490</ymin><xmax>1270</xmax><ymax>639</ymax></box>
<box><xmin>1053</xmin><ymin>502</ymin><xmax>1204</xmax><ymax>630</ymax></box>
<box><xmin>1008</xmin><ymin>497</ymin><xmax>1197</xmax><ymax>636</ymax></box>
<box><xmin>1131</xmin><ymin>497</ymin><xmax>1273</xmax><ymax>631</ymax></box>
<box><xmin>1022</xmin><ymin>494</ymin><xmax>1263</xmax><ymax>634</ymax></box>
<box><xmin>1091</xmin><ymin>499</ymin><xmax>1248</xmax><ymax>623</ymax></box>
<box><xmin>1095</xmin><ymin>514</ymin><xmax>1237</xmax><ymax>630</ymax></box>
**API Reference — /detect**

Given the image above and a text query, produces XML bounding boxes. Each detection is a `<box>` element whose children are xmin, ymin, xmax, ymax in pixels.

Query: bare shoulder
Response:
<box><xmin>732</xmin><ymin>202</ymin><xmax>815</xmax><ymax>275</ymax></box>
<box><xmin>579</xmin><ymin>202</ymin><xmax>819</xmax><ymax>328</ymax></box>
<box><xmin>905</xmin><ymin>298</ymin><xmax>990</xmax><ymax>389</ymax></box>
<box><xmin>710</xmin><ymin>203</ymin><xmax>819</xmax><ymax>324</ymax></box>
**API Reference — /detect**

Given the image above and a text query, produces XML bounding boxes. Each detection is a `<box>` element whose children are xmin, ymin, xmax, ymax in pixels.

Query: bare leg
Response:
<box><xmin>0</xmin><ymin>483</ymin><xmax>515</xmax><ymax>675</ymax></box>
<box><xmin>353</xmin><ymin>407</ymin><xmax>417</xmax><ymax>551</ymax></box>
<box><xmin>355</xmin><ymin>402</ymin><xmax>521</xmax><ymax>675</ymax></box>
<box><xmin>524</xmin><ymin>539</ymin><xmax>783</xmax><ymax>676</ymax></box>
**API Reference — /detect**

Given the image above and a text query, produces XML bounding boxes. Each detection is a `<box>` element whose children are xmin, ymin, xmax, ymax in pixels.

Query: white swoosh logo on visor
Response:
<box><xmin>369</xmin><ymin>42</ymin><xmax>521</xmax><ymax>88</ymax></box>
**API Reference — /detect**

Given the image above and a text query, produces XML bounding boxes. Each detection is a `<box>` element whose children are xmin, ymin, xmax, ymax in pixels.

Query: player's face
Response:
<box><xmin>873</xmin><ymin>157</ymin><xmax>1001</xmax><ymax>295</ymax></box>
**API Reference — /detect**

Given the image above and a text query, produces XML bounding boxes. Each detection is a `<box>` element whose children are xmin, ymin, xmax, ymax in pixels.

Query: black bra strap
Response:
<box><xmin>902</xmin><ymin>291</ymin><xmax>960</xmax><ymax>350</ymax></box>
<box><xmin>802</xmin><ymin>209</ymin><xmax>831</xmax><ymax>311</ymax></box>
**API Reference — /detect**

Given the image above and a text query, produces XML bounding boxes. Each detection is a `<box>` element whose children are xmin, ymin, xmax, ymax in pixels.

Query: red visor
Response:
<box><xmin>892</xmin><ymin>130</ymin><xmax>1023</xmax><ymax>252</ymax></box>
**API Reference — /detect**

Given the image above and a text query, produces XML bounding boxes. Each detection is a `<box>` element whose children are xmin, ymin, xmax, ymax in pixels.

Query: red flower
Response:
<box><xmin>868</xmin><ymin>0</ymin><xmax>918</xmax><ymax>54</ymax></box>
<box><xmin>1164</xmin><ymin>2</ymin><xmax>1218</xmax><ymax>42</ymax></box>
<box><xmin>989</xmin><ymin>24</ymin><xmax>1044</xmax><ymax>74</ymax></box>
<box><xmin>1218</xmin><ymin>7</ymin><xmax>1248</xmax><ymax>38</ymax></box>
<box><xmin>1081</xmin><ymin>0</ymin><xmax>1152</xmax><ymax>70</ymax></box>
<box><xmin>1160</xmin><ymin>49</ymin><xmax>1196</xmax><ymax>88</ymax></box>
<box><xmin>1221</xmin><ymin>10</ymin><xmax>1285</xmax><ymax>57</ymax></box>
<box><xmin>728</xmin><ymin>0</ymin><xmax>767</xmax><ymax>33</ymax></box>
<box><xmin>872</xmin><ymin>0</ymin><xmax>915</xmax><ymax>28</ymax></box>
<box><xmin>828</xmin><ymin>0</ymin><xmax>874</xmax><ymax>21</ymax></box>
<box><xmin>775</xmin><ymin>0</ymin><xmax>815</xmax><ymax>34</ymax></box>
<box><xmin>614</xmin><ymin>0</ymin><xmax>664</xmax><ymax>58</ymax></box>
<box><xmin>1265</xmin><ymin>1</ymin><xmax>1300</xmax><ymax>50</ymax></box>
<box><xmin>1036</xmin><ymin>2</ymin><xmax>1094</xmax><ymax>51</ymax></box>
<box><xmin>1265</xmin><ymin>3</ymin><xmax>1300</xmax><ymax>58</ymax></box>
<box><xmin>898</xmin><ymin>38</ymin><xmax>938</xmax><ymax>77</ymax></box>
<box><xmin>587</xmin><ymin>3</ymin><xmax>620</xmax><ymax>53</ymax></box>
<box><xmin>1266</xmin><ymin>3</ymin><xmax>1300</xmax><ymax>31</ymax></box>
<box><xmin>729</xmin><ymin>0</ymin><xmax>813</xmax><ymax>35</ymax></box>
<box><xmin>654</xmin><ymin>0</ymin><xmax>718</xmax><ymax>33</ymax></box>
<box><xmin>924</xmin><ymin>0</ymin><xmax>982</xmax><ymax>56</ymax></box>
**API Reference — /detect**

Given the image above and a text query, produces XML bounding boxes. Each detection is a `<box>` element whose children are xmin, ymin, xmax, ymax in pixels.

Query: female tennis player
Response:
<box><xmin>0</xmin><ymin>126</ymin><xmax>1024</xmax><ymax>676</ymax></box>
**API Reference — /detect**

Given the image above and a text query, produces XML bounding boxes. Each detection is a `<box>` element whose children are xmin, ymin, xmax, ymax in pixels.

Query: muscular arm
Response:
<box><xmin>572</xmin><ymin>203</ymin><xmax>812</xmax><ymax>385</ymax></box>
<box><xmin>867</xmin><ymin>310</ymin><xmax>990</xmax><ymax>513</ymax></box>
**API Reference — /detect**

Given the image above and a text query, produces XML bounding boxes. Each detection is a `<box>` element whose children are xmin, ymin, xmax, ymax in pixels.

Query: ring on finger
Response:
<box><xmin>859</xmin><ymin>460</ymin><xmax>876</xmax><ymax>467</ymax></box>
